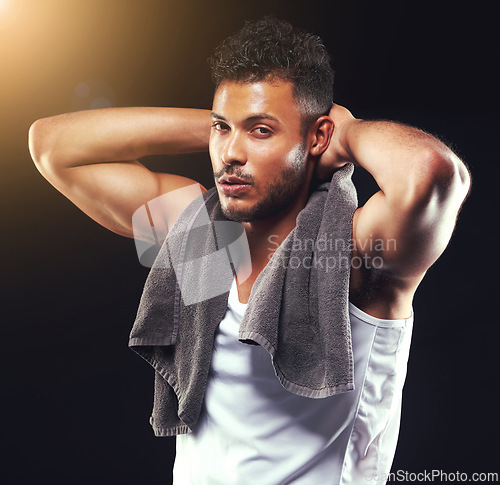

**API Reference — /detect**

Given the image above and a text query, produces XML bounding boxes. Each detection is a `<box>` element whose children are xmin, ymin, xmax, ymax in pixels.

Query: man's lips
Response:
<box><xmin>217</xmin><ymin>175</ymin><xmax>252</xmax><ymax>196</ymax></box>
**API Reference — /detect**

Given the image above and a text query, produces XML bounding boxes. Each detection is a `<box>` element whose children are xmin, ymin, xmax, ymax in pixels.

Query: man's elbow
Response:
<box><xmin>395</xmin><ymin>148</ymin><xmax>470</xmax><ymax>221</ymax></box>
<box><xmin>29</xmin><ymin>118</ymin><xmax>51</xmax><ymax>171</ymax></box>
<box><xmin>29</xmin><ymin>117</ymin><xmax>64</xmax><ymax>178</ymax></box>
<box><xmin>428</xmin><ymin>148</ymin><xmax>471</xmax><ymax>210</ymax></box>
<box><xmin>455</xmin><ymin>156</ymin><xmax>472</xmax><ymax>202</ymax></box>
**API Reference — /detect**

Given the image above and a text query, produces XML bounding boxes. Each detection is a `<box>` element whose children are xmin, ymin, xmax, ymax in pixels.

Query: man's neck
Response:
<box><xmin>234</xmin><ymin>170</ymin><xmax>316</xmax><ymax>303</ymax></box>
<box><xmin>234</xmin><ymin>189</ymin><xmax>309</xmax><ymax>305</ymax></box>
<box><xmin>236</xmin><ymin>216</ymin><xmax>295</xmax><ymax>304</ymax></box>
<box><xmin>243</xmin><ymin>183</ymin><xmax>310</xmax><ymax>259</ymax></box>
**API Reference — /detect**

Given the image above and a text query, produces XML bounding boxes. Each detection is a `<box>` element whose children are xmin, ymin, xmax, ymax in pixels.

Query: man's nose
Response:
<box><xmin>221</xmin><ymin>132</ymin><xmax>246</xmax><ymax>165</ymax></box>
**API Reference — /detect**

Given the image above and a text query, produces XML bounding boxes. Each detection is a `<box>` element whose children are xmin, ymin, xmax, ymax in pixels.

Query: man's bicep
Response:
<box><xmin>132</xmin><ymin>177</ymin><xmax>207</xmax><ymax>244</ymax></box>
<box><xmin>41</xmin><ymin>160</ymin><xmax>204</xmax><ymax>239</ymax></box>
<box><xmin>353</xmin><ymin>189</ymin><xmax>459</xmax><ymax>280</ymax></box>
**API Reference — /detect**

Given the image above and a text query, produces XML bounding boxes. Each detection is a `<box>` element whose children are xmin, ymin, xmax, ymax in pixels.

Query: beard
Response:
<box><xmin>215</xmin><ymin>142</ymin><xmax>308</xmax><ymax>223</ymax></box>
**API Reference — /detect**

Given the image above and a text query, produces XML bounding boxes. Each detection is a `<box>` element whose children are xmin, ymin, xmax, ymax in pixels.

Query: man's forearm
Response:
<box><xmin>29</xmin><ymin>107</ymin><xmax>211</xmax><ymax>170</ymax></box>
<box><xmin>340</xmin><ymin>119</ymin><xmax>467</xmax><ymax>203</ymax></box>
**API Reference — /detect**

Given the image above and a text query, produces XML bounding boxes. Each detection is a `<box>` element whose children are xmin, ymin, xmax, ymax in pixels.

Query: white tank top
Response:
<box><xmin>173</xmin><ymin>279</ymin><xmax>413</xmax><ymax>484</ymax></box>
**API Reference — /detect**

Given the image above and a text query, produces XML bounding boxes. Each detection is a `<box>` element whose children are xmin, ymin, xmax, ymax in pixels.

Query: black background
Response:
<box><xmin>1</xmin><ymin>0</ymin><xmax>498</xmax><ymax>483</ymax></box>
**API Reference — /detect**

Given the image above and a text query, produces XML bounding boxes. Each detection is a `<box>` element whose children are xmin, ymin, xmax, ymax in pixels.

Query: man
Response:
<box><xmin>29</xmin><ymin>17</ymin><xmax>469</xmax><ymax>485</ymax></box>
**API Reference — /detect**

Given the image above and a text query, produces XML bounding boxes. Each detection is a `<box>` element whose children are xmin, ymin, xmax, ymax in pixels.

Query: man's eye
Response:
<box><xmin>253</xmin><ymin>126</ymin><xmax>272</xmax><ymax>136</ymax></box>
<box><xmin>212</xmin><ymin>122</ymin><xmax>229</xmax><ymax>131</ymax></box>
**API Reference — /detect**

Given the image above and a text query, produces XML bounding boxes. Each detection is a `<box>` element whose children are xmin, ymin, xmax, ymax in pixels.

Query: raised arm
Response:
<box><xmin>28</xmin><ymin>107</ymin><xmax>211</xmax><ymax>238</ymax></box>
<box><xmin>319</xmin><ymin>104</ymin><xmax>471</xmax><ymax>317</ymax></box>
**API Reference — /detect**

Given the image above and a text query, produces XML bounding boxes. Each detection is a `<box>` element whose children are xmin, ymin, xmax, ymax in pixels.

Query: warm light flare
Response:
<box><xmin>0</xmin><ymin>0</ymin><xmax>10</xmax><ymax>17</ymax></box>
<box><xmin>0</xmin><ymin>0</ymin><xmax>26</xmax><ymax>35</ymax></box>
<box><xmin>0</xmin><ymin>0</ymin><xmax>19</xmax><ymax>22</ymax></box>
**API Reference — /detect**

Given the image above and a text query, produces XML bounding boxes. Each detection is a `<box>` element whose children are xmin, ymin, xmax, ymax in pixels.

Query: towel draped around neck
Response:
<box><xmin>129</xmin><ymin>163</ymin><xmax>358</xmax><ymax>437</ymax></box>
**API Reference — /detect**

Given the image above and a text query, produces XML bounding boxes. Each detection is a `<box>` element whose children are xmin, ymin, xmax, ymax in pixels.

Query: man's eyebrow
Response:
<box><xmin>245</xmin><ymin>113</ymin><xmax>280</xmax><ymax>123</ymax></box>
<box><xmin>210</xmin><ymin>112</ymin><xmax>227</xmax><ymax>121</ymax></box>
<box><xmin>210</xmin><ymin>112</ymin><xmax>280</xmax><ymax>123</ymax></box>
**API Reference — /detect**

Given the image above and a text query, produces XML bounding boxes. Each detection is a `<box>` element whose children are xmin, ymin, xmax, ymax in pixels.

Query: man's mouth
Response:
<box><xmin>218</xmin><ymin>175</ymin><xmax>252</xmax><ymax>196</ymax></box>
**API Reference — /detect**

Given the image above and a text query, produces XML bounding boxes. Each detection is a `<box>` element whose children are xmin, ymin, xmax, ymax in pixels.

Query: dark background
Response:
<box><xmin>1</xmin><ymin>0</ymin><xmax>498</xmax><ymax>483</ymax></box>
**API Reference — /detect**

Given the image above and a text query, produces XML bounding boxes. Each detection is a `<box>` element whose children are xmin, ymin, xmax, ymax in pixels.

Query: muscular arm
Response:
<box><xmin>320</xmin><ymin>104</ymin><xmax>471</xmax><ymax>315</ymax></box>
<box><xmin>29</xmin><ymin>107</ymin><xmax>211</xmax><ymax>238</ymax></box>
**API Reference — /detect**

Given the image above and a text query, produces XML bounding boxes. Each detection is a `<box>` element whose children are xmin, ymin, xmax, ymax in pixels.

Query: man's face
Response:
<box><xmin>210</xmin><ymin>79</ymin><xmax>310</xmax><ymax>222</ymax></box>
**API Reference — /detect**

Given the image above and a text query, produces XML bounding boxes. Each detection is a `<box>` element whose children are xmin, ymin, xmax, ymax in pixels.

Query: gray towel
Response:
<box><xmin>129</xmin><ymin>163</ymin><xmax>358</xmax><ymax>436</ymax></box>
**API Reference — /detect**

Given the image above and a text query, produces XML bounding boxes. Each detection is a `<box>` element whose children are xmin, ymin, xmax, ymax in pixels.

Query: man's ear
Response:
<box><xmin>308</xmin><ymin>116</ymin><xmax>333</xmax><ymax>157</ymax></box>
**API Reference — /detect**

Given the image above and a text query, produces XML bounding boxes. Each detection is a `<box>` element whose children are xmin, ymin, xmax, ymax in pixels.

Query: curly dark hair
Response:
<box><xmin>209</xmin><ymin>17</ymin><xmax>334</xmax><ymax>135</ymax></box>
